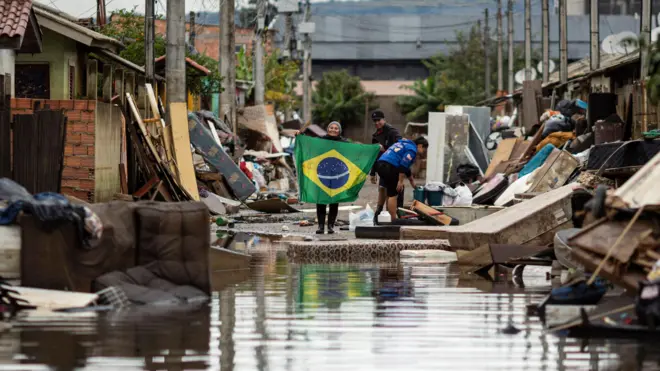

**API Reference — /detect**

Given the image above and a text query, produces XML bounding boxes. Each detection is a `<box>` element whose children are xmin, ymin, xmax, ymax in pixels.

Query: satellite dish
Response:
<box><xmin>601</xmin><ymin>34</ymin><xmax>619</xmax><ymax>54</ymax></box>
<box><xmin>653</xmin><ymin>27</ymin><xmax>660</xmax><ymax>42</ymax></box>
<box><xmin>537</xmin><ymin>60</ymin><xmax>556</xmax><ymax>74</ymax></box>
<box><xmin>615</xmin><ymin>31</ymin><xmax>638</xmax><ymax>54</ymax></box>
<box><xmin>514</xmin><ymin>68</ymin><xmax>538</xmax><ymax>85</ymax></box>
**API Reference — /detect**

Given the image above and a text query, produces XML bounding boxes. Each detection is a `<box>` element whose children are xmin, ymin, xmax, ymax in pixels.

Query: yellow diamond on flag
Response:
<box><xmin>301</xmin><ymin>149</ymin><xmax>368</xmax><ymax>198</ymax></box>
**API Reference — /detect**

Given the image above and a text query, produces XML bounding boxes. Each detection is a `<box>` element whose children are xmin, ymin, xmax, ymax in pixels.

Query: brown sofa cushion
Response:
<box><xmin>135</xmin><ymin>202</ymin><xmax>211</xmax><ymax>294</ymax></box>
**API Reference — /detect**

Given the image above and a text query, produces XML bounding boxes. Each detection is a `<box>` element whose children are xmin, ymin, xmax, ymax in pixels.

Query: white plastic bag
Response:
<box><xmin>453</xmin><ymin>184</ymin><xmax>473</xmax><ymax>206</ymax></box>
<box><xmin>349</xmin><ymin>204</ymin><xmax>374</xmax><ymax>231</ymax></box>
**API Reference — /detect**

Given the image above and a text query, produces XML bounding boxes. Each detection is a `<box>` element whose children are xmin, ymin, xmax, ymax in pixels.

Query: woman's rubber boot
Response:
<box><xmin>327</xmin><ymin>224</ymin><xmax>335</xmax><ymax>234</ymax></box>
<box><xmin>316</xmin><ymin>224</ymin><xmax>325</xmax><ymax>234</ymax></box>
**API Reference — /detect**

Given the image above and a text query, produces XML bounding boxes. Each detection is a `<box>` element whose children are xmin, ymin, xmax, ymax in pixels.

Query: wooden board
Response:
<box><xmin>94</xmin><ymin>102</ymin><xmax>123</xmax><ymax>202</ymax></box>
<box><xmin>522</xmin><ymin>80</ymin><xmax>543</xmax><ymax>133</ymax></box>
<box><xmin>528</xmin><ymin>150</ymin><xmax>579</xmax><ymax>193</ymax></box>
<box><xmin>0</xmin><ymin>226</ymin><xmax>20</xmax><ymax>279</ymax></box>
<box><xmin>485</xmin><ymin>138</ymin><xmax>517</xmax><ymax>178</ymax></box>
<box><xmin>411</xmin><ymin>200</ymin><xmax>458</xmax><ymax>226</ymax></box>
<box><xmin>169</xmin><ymin>102</ymin><xmax>200</xmax><ymax>200</ymax></box>
<box><xmin>1</xmin><ymin>285</ymin><xmax>98</xmax><ymax>310</ymax></box>
<box><xmin>146</xmin><ymin>84</ymin><xmax>174</xmax><ymax>168</ymax></box>
<box><xmin>569</xmin><ymin>218</ymin><xmax>654</xmax><ymax>264</ymax></box>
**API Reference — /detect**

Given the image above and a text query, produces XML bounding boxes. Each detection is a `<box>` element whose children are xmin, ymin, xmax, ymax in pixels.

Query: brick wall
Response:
<box><xmin>11</xmin><ymin>98</ymin><xmax>97</xmax><ymax>201</ymax></box>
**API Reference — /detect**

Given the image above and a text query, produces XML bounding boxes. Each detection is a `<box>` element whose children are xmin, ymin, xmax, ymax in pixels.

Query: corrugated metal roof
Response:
<box><xmin>274</xmin><ymin>13</ymin><xmax>647</xmax><ymax>61</ymax></box>
<box><xmin>294</xmin><ymin>80</ymin><xmax>416</xmax><ymax>96</ymax></box>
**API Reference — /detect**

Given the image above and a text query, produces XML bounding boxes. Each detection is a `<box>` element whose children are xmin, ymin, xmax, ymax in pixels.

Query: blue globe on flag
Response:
<box><xmin>316</xmin><ymin>157</ymin><xmax>350</xmax><ymax>189</ymax></box>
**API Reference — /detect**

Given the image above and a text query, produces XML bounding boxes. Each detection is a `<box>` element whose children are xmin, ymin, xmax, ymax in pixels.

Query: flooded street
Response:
<box><xmin>1</xmin><ymin>256</ymin><xmax>658</xmax><ymax>370</ymax></box>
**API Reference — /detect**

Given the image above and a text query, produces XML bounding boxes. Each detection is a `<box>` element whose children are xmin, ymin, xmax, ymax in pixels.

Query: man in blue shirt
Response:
<box><xmin>374</xmin><ymin>137</ymin><xmax>428</xmax><ymax>223</ymax></box>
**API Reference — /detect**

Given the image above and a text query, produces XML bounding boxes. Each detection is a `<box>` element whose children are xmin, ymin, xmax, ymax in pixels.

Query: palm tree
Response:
<box><xmin>312</xmin><ymin>70</ymin><xmax>373</xmax><ymax>127</ymax></box>
<box><xmin>397</xmin><ymin>77</ymin><xmax>444</xmax><ymax>122</ymax></box>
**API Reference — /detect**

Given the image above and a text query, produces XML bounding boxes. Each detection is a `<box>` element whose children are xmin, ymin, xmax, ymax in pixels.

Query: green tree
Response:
<box><xmin>312</xmin><ymin>70</ymin><xmax>373</xmax><ymax>127</ymax></box>
<box><xmin>399</xmin><ymin>25</ymin><xmax>545</xmax><ymax>121</ymax></box>
<box><xmin>235</xmin><ymin>45</ymin><xmax>300</xmax><ymax>111</ymax></box>
<box><xmin>101</xmin><ymin>8</ymin><xmax>223</xmax><ymax>96</ymax></box>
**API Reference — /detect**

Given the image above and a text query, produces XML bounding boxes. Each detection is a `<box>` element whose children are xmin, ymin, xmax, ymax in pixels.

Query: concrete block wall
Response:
<box><xmin>11</xmin><ymin>98</ymin><xmax>97</xmax><ymax>201</ymax></box>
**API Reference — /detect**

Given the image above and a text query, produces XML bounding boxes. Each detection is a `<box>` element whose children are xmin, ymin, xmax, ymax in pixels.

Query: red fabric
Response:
<box><xmin>240</xmin><ymin>161</ymin><xmax>253</xmax><ymax>180</ymax></box>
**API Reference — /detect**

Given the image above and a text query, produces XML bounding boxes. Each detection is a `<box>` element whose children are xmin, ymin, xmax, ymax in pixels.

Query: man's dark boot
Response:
<box><xmin>316</xmin><ymin>224</ymin><xmax>325</xmax><ymax>234</ymax></box>
<box><xmin>327</xmin><ymin>223</ymin><xmax>335</xmax><ymax>234</ymax></box>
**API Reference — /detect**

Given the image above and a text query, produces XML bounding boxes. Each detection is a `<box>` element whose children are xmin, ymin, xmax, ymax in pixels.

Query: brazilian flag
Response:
<box><xmin>295</xmin><ymin>135</ymin><xmax>380</xmax><ymax>204</ymax></box>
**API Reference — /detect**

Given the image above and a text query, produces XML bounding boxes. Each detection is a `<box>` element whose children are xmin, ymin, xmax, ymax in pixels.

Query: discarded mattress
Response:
<box><xmin>400</xmin><ymin>184</ymin><xmax>578</xmax><ymax>250</ymax></box>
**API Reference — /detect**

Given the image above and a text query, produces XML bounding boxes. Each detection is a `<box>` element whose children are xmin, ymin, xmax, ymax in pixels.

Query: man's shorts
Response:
<box><xmin>375</xmin><ymin>161</ymin><xmax>400</xmax><ymax>198</ymax></box>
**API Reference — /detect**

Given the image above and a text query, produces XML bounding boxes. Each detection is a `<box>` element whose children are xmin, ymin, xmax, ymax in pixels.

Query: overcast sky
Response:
<box><xmin>35</xmin><ymin>0</ymin><xmax>351</xmax><ymax>20</ymax></box>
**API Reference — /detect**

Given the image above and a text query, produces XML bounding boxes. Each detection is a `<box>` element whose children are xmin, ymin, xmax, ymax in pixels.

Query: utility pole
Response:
<box><xmin>144</xmin><ymin>0</ymin><xmax>155</xmax><ymax>83</ymax></box>
<box><xmin>254</xmin><ymin>0</ymin><xmax>266</xmax><ymax>105</ymax></box>
<box><xmin>220</xmin><ymin>0</ymin><xmax>237</xmax><ymax>131</ymax></box>
<box><xmin>284</xmin><ymin>14</ymin><xmax>294</xmax><ymax>58</ymax></box>
<box><xmin>190</xmin><ymin>11</ymin><xmax>196</xmax><ymax>47</ymax></box>
<box><xmin>542</xmin><ymin>0</ymin><xmax>549</xmax><ymax>83</ymax></box>
<box><xmin>507</xmin><ymin>0</ymin><xmax>514</xmax><ymax>93</ymax></box>
<box><xmin>484</xmin><ymin>9</ymin><xmax>490</xmax><ymax>99</ymax></box>
<box><xmin>590</xmin><ymin>0</ymin><xmax>599</xmax><ymax>71</ymax></box>
<box><xmin>524</xmin><ymin>0</ymin><xmax>531</xmax><ymax>80</ymax></box>
<box><xmin>641</xmin><ymin>0</ymin><xmax>651</xmax><ymax>79</ymax></box>
<box><xmin>497</xmin><ymin>0</ymin><xmax>503</xmax><ymax>92</ymax></box>
<box><xmin>166</xmin><ymin>0</ymin><xmax>186</xmax><ymax>106</ymax></box>
<box><xmin>302</xmin><ymin>0</ymin><xmax>312</xmax><ymax>125</ymax></box>
<box><xmin>559</xmin><ymin>0</ymin><xmax>568</xmax><ymax>84</ymax></box>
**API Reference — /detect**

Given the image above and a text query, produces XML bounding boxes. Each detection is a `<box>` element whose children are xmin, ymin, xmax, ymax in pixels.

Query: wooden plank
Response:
<box><xmin>125</xmin><ymin>93</ymin><xmax>162</xmax><ymax>164</ymax></box>
<box><xmin>133</xmin><ymin>176</ymin><xmax>160</xmax><ymax>198</ymax></box>
<box><xmin>485</xmin><ymin>138</ymin><xmax>517</xmax><ymax>178</ymax></box>
<box><xmin>86</xmin><ymin>59</ymin><xmax>98</xmax><ymax>100</ymax></box>
<box><xmin>102</xmin><ymin>64</ymin><xmax>113</xmax><ymax>102</ymax></box>
<box><xmin>94</xmin><ymin>102</ymin><xmax>122</xmax><ymax>202</ymax></box>
<box><xmin>528</xmin><ymin>150</ymin><xmax>579</xmax><ymax>193</ymax></box>
<box><xmin>0</xmin><ymin>226</ymin><xmax>20</xmax><ymax>279</ymax></box>
<box><xmin>146</xmin><ymin>83</ymin><xmax>174</xmax><ymax>168</ymax></box>
<box><xmin>411</xmin><ymin>200</ymin><xmax>458</xmax><ymax>226</ymax></box>
<box><xmin>169</xmin><ymin>102</ymin><xmax>200</xmax><ymax>200</ymax></box>
<box><xmin>522</xmin><ymin>80</ymin><xmax>543</xmax><ymax>133</ymax></box>
<box><xmin>114</xmin><ymin>68</ymin><xmax>125</xmax><ymax>106</ymax></box>
<box><xmin>2</xmin><ymin>286</ymin><xmax>98</xmax><ymax>310</ymax></box>
<box><xmin>119</xmin><ymin>164</ymin><xmax>128</xmax><ymax>194</ymax></box>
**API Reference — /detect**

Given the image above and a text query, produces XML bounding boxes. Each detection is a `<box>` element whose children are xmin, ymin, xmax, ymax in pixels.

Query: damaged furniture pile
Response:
<box><xmin>0</xmin><ymin>177</ymin><xmax>215</xmax><ymax>316</ymax></box>
<box><xmin>121</xmin><ymin>84</ymin><xmax>298</xmax><ymax>215</ymax></box>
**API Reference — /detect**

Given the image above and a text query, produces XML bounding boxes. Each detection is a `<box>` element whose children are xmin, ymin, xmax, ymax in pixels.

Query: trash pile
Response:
<box><xmin>119</xmin><ymin>85</ymin><xmax>302</xmax><ymax>216</ymax></box>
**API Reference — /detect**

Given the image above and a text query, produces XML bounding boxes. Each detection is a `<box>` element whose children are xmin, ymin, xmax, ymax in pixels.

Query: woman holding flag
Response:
<box><xmin>313</xmin><ymin>121</ymin><xmax>346</xmax><ymax>234</ymax></box>
<box><xmin>295</xmin><ymin>121</ymin><xmax>381</xmax><ymax>235</ymax></box>
<box><xmin>296</xmin><ymin>121</ymin><xmax>348</xmax><ymax>234</ymax></box>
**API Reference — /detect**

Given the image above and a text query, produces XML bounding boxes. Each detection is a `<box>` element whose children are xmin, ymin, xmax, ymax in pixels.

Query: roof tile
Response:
<box><xmin>0</xmin><ymin>0</ymin><xmax>32</xmax><ymax>38</ymax></box>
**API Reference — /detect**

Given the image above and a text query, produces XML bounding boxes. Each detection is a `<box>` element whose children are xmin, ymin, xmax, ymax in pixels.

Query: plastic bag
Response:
<box><xmin>349</xmin><ymin>204</ymin><xmax>374</xmax><ymax>231</ymax></box>
<box><xmin>442</xmin><ymin>183</ymin><xmax>472</xmax><ymax>206</ymax></box>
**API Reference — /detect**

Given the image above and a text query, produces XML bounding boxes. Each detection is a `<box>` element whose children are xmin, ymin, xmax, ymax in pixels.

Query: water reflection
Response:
<box><xmin>1</xmin><ymin>261</ymin><xmax>659</xmax><ymax>370</ymax></box>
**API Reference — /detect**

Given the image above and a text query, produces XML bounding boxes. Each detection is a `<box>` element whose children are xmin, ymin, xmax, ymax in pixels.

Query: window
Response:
<box><xmin>68</xmin><ymin>65</ymin><xmax>75</xmax><ymax>100</ymax></box>
<box><xmin>15</xmin><ymin>64</ymin><xmax>50</xmax><ymax>99</ymax></box>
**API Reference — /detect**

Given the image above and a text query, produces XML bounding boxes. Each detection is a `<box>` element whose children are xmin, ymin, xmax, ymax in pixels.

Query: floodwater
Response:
<box><xmin>1</xmin><ymin>256</ymin><xmax>659</xmax><ymax>370</ymax></box>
